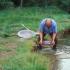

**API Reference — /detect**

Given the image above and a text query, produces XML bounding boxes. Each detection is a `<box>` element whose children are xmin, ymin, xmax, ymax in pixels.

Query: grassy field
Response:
<box><xmin>0</xmin><ymin>6</ymin><xmax>70</xmax><ymax>70</ymax></box>
<box><xmin>0</xmin><ymin>6</ymin><xmax>70</xmax><ymax>37</ymax></box>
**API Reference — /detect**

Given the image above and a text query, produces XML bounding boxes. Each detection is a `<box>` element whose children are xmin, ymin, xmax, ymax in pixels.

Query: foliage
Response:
<box><xmin>0</xmin><ymin>7</ymin><xmax>70</xmax><ymax>37</ymax></box>
<box><xmin>0</xmin><ymin>0</ymin><xmax>70</xmax><ymax>12</ymax></box>
<box><xmin>0</xmin><ymin>0</ymin><xmax>13</xmax><ymax>9</ymax></box>
<box><xmin>59</xmin><ymin>0</ymin><xmax>70</xmax><ymax>12</ymax></box>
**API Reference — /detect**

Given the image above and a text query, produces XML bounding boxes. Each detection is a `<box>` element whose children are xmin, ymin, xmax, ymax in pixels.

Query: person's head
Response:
<box><xmin>45</xmin><ymin>19</ymin><xmax>52</xmax><ymax>28</ymax></box>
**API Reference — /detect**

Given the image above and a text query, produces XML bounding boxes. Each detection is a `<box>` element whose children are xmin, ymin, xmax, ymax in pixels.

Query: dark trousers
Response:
<box><xmin>37</xmin><ymin>33</ymin><xmax>58</xmax><ymax>48</ymax></box>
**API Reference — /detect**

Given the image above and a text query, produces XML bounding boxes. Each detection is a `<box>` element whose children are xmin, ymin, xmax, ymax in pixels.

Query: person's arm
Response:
<box><xmin>52</xmin><ymin>33</ymin><xmax>56</xmax><ymax>41</ymax></box>
<box><xmin>39</xmin><ymin>32</ymin><xmax>43</xmax><ymax>44</ymax></box>
<box><xmin>38</xmin><ymin>21</ymin><xmax>44</xmax><ymax>44</ymax></box>
<box><xmin>52</xmin><ymin>21</ymin><xmax>57</xmax><ymax>44</ymax></box>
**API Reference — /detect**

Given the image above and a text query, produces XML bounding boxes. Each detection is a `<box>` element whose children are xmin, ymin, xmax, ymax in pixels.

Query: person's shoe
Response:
<box><xmin>52</xmin><ymin>47</ymin><xmax>57</xmax><ymax>51</ymax></box>
<box><xmin>31</xmin><ymin>45</ymin><xmax>43</xmax><ymax>52</ymax></box>
<box><xmin>37</xmin><ymin>45</ymin><xmax>43</xmax><ymax>50</ymax></box>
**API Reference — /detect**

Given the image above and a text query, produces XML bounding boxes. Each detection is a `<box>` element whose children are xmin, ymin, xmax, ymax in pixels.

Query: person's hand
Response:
<box><xmin>51</xmin><ymin>40</ymin><xmax>55</xmax><ymax>45</ymax></box>
<box><xmin>39</xmin><ymin>40</ymin><xmax>43</xmax><ymax>45</ymax></box>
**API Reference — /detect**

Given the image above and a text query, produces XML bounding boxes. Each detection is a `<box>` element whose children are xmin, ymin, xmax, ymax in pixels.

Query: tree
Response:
<box><xmin>0</xmin><ymin>0</ymin><xmax>13</xmax><ymax>9</ymax></box>
<box><xmin>58</xmin><ymin>0</ymin><xmax>70</xmax><ymax>13</ymax></box>
<box><xmin>20</xmin><ymin>0</ymin><xmax>23</xmax><ymax>8</ymax></box>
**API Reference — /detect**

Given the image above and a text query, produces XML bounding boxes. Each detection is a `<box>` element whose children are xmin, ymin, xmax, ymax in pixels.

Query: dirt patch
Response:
<box><xmin>0</xmin><ymin>39</ymin><xmax>17</xmax><ymax>58</ymax></box>
<box><xmin>0</xmin><ymin>67</ymin><xmax>2</xmax><ymax>70</ymax></box>
<box><xmin>63</xmin><ymin>29</ymin><xmax>70</xmax><ymax>35</ymax></box>
<box><xmin>0</xmin><ymin>49</ymin><xmax>16</xmax><ymax>58</ymax></box>
<box><xmin>60</xmin><ymin>29</ymin><xmax>70</xmax><ymax>35</ymax></box>
<box><xmin>58</xmin><ymin>28</ymin><xmax>70</xmax><ymax>38</ymax></box>
<box><xmin>5</xmin><ymin>42</ymin><xmax>17</xmax><ymax>49</ymax></box>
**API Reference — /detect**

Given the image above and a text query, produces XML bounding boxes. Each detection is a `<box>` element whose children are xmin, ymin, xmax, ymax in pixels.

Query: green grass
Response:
<box><xmin>0</xmin><ymin>6</ymin><xmax>70</xmax><ymax>37</ymax></box>
<box><xmin>0</xmin><ymin>6</ymin><xmax>70</xmax><ymax>70</ymax></box>
<box><xmin>0</xmin><ymin>38</ymin><xmax>49</xmax><ymax>70</ymax></box>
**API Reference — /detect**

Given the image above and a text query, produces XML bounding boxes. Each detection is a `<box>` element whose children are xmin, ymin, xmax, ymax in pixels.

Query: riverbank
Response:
<box><xmin>0</xmin><ymin>7</ymin><xmax>70</xmax><ymax>70</ymax></box>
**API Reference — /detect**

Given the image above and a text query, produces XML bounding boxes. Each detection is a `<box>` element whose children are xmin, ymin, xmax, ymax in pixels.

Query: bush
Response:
<box><xmin>0</xmin><ymin>0</ymin><xmax>14</xmax><ymax>9</ymax></box>
<box><xmin>23</xmin><ymin>0</ymin><xmax>48</xmax><ymax>7</ymax></box>
<box><xmin>58</xmin><ymin>0</ymin><xmax>70</xmax><ymax>13</ymax></box>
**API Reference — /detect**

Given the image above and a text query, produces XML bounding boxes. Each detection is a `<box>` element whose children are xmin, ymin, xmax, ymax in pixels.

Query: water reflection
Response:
<box><xmin>60</xmin><ymin>59</ymin><xmax>70</xmax><ymax>70</ymax></box>
<box><xmin>40</xmin><ymin>35</ymin><xmax>70</xmax><ymax>70</ymax></box>
<box><xmin>55</xmin><ymin>35</ymin><xmax>70</xmax><ymax>70</ymax></box>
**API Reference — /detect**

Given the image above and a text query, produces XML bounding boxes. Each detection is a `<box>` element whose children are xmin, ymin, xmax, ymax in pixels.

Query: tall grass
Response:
<box><xmin>0</xmin><ymin>7</ymin><xmax>70</xmax><ymax>37</ymax></box>
<box><xmin>0</xmin><ymin>39</ymin><xmax>48</xmax><ymax>70</ymax></box>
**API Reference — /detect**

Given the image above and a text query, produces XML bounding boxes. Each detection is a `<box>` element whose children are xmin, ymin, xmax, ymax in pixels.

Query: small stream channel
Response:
<box><xmin>55</xmin><ymin>34</ymin><xmax>70</xmax><ymax>70</ymax></box>
<box><xmin>40</xmin><ymin>34</ymin><xmax>70</xmax><ymax>70</ymax></box>
<box><xmin>53</xmin><ymin>35</ymin><xmax>70</xmax><ymax>70</ymax></box>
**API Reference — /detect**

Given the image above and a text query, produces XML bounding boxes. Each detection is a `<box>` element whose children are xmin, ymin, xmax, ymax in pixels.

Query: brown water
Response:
<box><xmin>40</xmin><ymin>35</ymin><xmax>70</xmax><ymax>70</ymax></box>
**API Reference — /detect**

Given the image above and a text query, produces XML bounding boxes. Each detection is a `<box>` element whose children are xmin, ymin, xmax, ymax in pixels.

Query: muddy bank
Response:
<box><xmin>58</xmin><ymin>28</ymin><xmax>70</xmax><ymax>37</ymax></box>
<box><xmin>63</xmin><ymin>29</ymin><xmax>70</xmax><ymax>34</ymax></box>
